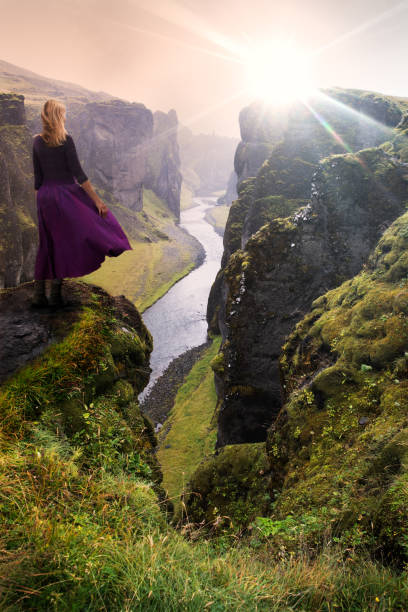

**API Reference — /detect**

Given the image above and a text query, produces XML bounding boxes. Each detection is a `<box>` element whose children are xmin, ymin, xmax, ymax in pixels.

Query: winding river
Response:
<box><xmin>139</xmin><ymin>197</ymin><xmax>223</xmax><ymax>399</ymax></box>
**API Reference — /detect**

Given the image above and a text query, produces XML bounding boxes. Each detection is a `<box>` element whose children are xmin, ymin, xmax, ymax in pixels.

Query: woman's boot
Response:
<box><xmin>31</xmin><ymin>279</ymin><xmax>48</xmax><ymax>308</ymax></box>
<box><xmin>49</xmin><ymin>279</ymin><xmax>64</xmax><ymax>308</ymax></box>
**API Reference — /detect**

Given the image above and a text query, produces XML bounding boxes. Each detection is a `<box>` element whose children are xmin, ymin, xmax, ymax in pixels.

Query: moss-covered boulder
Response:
<box><xmin>184</xmin><ymin>442</ymin><xmax>272</xmax><ymax>529</ymax></box>
<box><xmin>265</xmin><ymin>211</ymin><xmax>408</xmax><ymax>560</ymax></box>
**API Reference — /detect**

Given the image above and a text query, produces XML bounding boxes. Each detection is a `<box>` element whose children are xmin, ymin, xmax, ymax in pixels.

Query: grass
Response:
<box><xmin>82</xmin><ymin>189</ymin><xmax>200</xmax><ymax>312</ymax></box>
<box><xmin>204</xmin><ymin>204</ymin><xmax>230</xmax><ymax>236</ymax></box>
<box><xmin>2</xmin><ymin>290</ymin><xmax>408</xmax><ymax>608</ymax></box>
<box><xmin>157</xmin><ymin>337</ymin><xmax>221</xmax><ymax>516</ymax></box>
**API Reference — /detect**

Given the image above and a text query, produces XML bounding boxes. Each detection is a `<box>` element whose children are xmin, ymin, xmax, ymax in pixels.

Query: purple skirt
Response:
<box><xmin>35</xmin><ymin>180</ymin><xmax>132</xmax><ymax>280</ymax></box>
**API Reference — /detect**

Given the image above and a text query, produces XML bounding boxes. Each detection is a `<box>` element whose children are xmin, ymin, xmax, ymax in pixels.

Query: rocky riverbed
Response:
<box><xmin>140</xmin><ymin>340</ymin><xmax>211</xmax><ymax>429</ymax></box>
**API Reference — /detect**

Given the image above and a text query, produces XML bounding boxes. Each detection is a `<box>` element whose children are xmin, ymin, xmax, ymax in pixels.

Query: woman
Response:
<box><xmin>32</xmin><ymin>99</ymin><xmax>132</xmax><ymax>307</ymax></box>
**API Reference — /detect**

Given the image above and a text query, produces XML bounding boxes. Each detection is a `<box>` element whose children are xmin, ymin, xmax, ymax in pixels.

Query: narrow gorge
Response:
<box><xmin>2</xmin><ymin>54</ymin><xmax>408</xmax><ymax>609</ymax></box>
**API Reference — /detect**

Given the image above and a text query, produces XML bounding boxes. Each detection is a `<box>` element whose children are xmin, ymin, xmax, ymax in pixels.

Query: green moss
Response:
<box><xmin>185</xmin><ymin>442</ymin><xmax>272</xmax><ymax>530</ymax></box>
<box><xmin>0</xmin><ymin>284</ymin><xmax>159</xmax><ymax>484</ymax></box>
<box><xmin>265</xmin><ymin>211</ymin><xmax>408</xmax><ymax>558</ymax></box>
<box><xmin>210</xmin><ymin>350</ymin><xmax>225</xmax><ymax>376</ymax></box>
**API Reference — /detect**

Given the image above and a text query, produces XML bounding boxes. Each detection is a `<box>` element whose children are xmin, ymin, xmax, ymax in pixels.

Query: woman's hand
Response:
<box><xmin>96</xmin><ymin>200</ymin><xmax>109</xmax><ymax>218</ymax></box>
<box><xmin>80</xmin><ymin>181</ymin><xmax>109</xmax><ymax>218</ymax></box>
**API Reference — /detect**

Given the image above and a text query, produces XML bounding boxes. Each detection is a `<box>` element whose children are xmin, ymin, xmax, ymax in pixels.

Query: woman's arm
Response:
<box><xmin>65</xmin><ymin>135</ymin><xmax>108</xmax><ymax>217</ymax></box>
<box><xmin>32</xmin><ymin>144</ymin><xmax>43</xmax><ymax>190</ymax></box>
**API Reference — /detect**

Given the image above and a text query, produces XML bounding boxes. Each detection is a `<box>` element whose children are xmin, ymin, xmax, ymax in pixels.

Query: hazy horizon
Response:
<box><xmin>1</xmin><ymin>0</ymin><xmax>408</xmax><ymax>137</ymax></box>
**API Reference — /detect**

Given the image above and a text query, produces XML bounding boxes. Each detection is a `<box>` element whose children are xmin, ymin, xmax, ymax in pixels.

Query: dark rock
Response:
<box><xmin>217</xmin><ymin>148</ymin><xmax>407</xmax><ymax>446</ymax></box>
<box><xmin>0</xmin><ymin>94</ymin><xmax>37</xmax><ymax>288</ymax></box>
<box><xmin>209</xmin><ymin>90</ymin><xmax>407</xmax><ymax>447</ymax></box>
<box><xmin>0</xmin><ymin>92</ymin><xmax>25</xmax><ymax>125</ymax></box>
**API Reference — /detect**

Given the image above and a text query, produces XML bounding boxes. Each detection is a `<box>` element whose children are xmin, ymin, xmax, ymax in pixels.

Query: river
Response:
<box><xmin>139</xmin><ymin>196</ymin><xmax>223</xmax><ymax>400</ymax></box>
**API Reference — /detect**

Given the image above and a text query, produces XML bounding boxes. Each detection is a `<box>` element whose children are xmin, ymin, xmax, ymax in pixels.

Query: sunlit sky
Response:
<box><xmin>1</xmin><ymin>0</ymin><xmax>408</xmax><ymax>136</ymax></box>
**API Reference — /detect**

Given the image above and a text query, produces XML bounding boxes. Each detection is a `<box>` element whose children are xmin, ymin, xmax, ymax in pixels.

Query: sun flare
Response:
<box><xmin>243</xmin><ymin>39</ymin><xmax>315</xmax><ymax>105</ymax></box>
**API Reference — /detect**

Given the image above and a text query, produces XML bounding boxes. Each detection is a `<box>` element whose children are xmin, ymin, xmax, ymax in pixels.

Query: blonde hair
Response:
<box><xmin>38</xmin><ymin>99</ymin><xmax>68</xmax><ymax>146</ymax></box>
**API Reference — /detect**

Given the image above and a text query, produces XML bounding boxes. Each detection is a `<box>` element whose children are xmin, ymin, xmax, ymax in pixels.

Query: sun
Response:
<box><xmin>243</xmin><ymin>39</ymin><xmax>315</xmax><ymax>105</ymax></box>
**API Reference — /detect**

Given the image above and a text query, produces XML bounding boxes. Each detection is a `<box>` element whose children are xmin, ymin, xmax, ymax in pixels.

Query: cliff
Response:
<box><xmin>0</xmin><ymin>281</ymin><xmax>162</xmax><ymax>483</ymax></box>
<box><xmin>65</xmin><ymin>99</ymin><xmax>153</xmax><ymax>214</ymax></box>
<box><xmin>186</xmin><ymin>209</ymin><xmax>408</xmax><ymax>564</ymax></box>
<box><xmin>234</xmin><ymin>101</ymin><xmax>288</xmax><ymax>185</ymax></box>
<box><xmin>207</xmin><ymin>89</ymin><xmax>408</xmax><ymax>450</ymax></box>
<box><xmin>0</xmin><ymin>93</ymin><xmax>37</xmax><ymax>288</ymax></box>
<box><xmin>264</xmin><ymin>209</ymin><xmax>408</xmax><ymax>560</ymax></box>
<box><xmin>145</xmin><ymin>109</ymin><xmax>182</xmax><ymax>220</ymax></box>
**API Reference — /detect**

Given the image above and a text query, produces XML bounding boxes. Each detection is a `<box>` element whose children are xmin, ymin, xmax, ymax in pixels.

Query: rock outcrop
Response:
<box><xmin>263</xmin><ymin>211</ymin><xmax>408</xmax><ymax>560</ymax></box>
<box><xmin>0</xmin><ymin>93</ymin><xmax>37</xmax><ymax>288</ymax></box>
<box><xmin>0</xmin><ymin>280</ymin><xmax>166</xmax><ymax>494</ymax></box>
<box><xmin>207</xmin><ymin>89</ymin><xmax>407</xmax><ymax>449</ymax></box>
<box><xmin>186</xmin><ymin>209</ymin><xmax>408</xmax><ymax>561</ymax></box>
<box><xmin>66</xmin><ymin>99</ymin><xmax>153</xmax><ymax>214</ymax></box>
<box><xmin>145</xmin><ymin>109</ymin><xmax>182</xmax><ymax>220</ymax></box>
<box><xmin>234</xmin><ymin>101</ymin><xmax>288</xmax><ymax>185</ymax></box>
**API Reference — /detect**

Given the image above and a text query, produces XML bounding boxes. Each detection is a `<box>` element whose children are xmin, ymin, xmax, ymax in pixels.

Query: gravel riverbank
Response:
<box><xmin>140</xmin><ymin>339</ymin><xmax>211</xmax><ymax>427</ymax></box>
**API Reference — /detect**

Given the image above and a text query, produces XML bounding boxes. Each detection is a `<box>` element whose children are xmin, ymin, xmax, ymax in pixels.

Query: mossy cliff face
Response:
<box><xmin>0</xmin><ymin>281</ymin><xmax>162</xmax><ymax>488</ymax></box>
<box><xmin>208</xmin><ymin>89</ymin><xmax>408</xmax><ymax>446</ymax></box>
<box><xmin>207</xmin><ymin>177</ymin><xmax>256</xmax><ymax>333</ymax></box>
<box><xmin>383</xmin><ymin>113</ymin><xmax>408</xmax><ymax>163</ymax></box>
<box><xmin>264</xmin><ymin>211</ymin><xmax>408</xmax><ymax>560</ymax></box>
<box><xmin>0</xmin><ymin>93</ymin><xmax>37</xmax><ymax>288</ymax></box>
<box><xmin>187</xmin><ymin>193</ymin><xmax>408</xmax><ymax>556</ymax></box>
<box><xmin>207</xmin><ymin>90</ymin><xmax>403</xmax><ymax>330</ymax></box>
<box><xmin>216</xmin><ymin>145</ymin><xmax>408</xmax><ymax>447</ymax></box>
<box><xmin>184</xmin><ymin>442</ymin><xmax>272</xmax><ymax>529</ymax></box>
<box><xmin>241</xmin><ymin>89</ymin><xmax>402</xmax><ymax>244</ymax></box>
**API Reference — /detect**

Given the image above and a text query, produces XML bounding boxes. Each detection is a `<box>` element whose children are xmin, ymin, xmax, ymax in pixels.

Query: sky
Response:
<box><xmin>0</xmin><ymin>0</ymin><xmax>408</xmax><ymax>137</ymax></box>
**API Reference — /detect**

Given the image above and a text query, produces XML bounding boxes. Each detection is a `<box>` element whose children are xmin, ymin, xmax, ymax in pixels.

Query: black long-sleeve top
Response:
<box><xmin>32</xmin><ymin>133</ymin><xmax>88</xmax><ymax>190</ymax></box>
